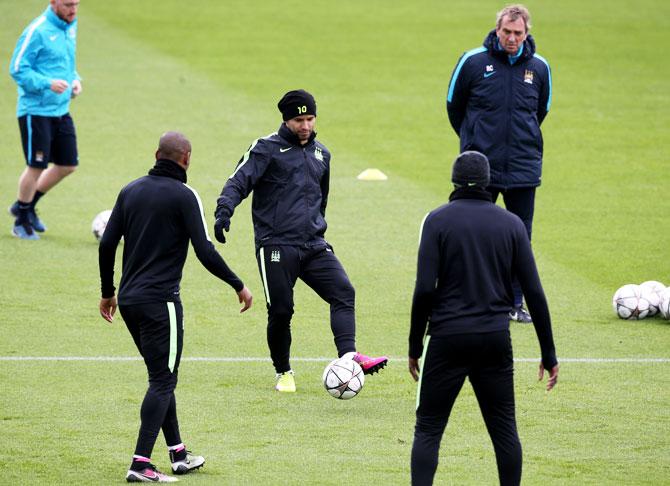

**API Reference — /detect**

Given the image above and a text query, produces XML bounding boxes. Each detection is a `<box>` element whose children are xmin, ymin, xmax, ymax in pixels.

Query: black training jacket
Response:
<box><xmin>215</xmin><ymin>123</ymin><xmax>330</xmax><ymax>249</ymax></box>
<box><xmin>447</xmin><ymin>31</ymin><xmax>552</xmax><ymax>189</ymax></box>
<box><xmin>409</xmin><ymin>187</ymin><xmax>557</xmax><ymax>369</ymax></box>
<box><xmin>99</xmin><ymin>159</ymin><xmax>244</xmax><ymax>305</ymax></box>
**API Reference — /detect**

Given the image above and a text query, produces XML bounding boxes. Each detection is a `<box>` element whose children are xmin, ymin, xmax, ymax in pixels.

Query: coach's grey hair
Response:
<box><xmin>496</xmin><ymin>4</ymin><xmax>532</xmax><ymax>32</ymax></box>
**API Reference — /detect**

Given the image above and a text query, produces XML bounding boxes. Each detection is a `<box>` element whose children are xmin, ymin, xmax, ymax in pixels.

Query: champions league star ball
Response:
<box><xmin>91</xmin><ymin>210</ymin><xmax>112</xmax><ymax>241</ymax></box>
<box><xmin>658</xmin><ymin>287</ymin><xmax>670</xmax><ymax>320</ymax></box>
<box><xmin>639</xmin><ymin>281</ymin><xmax>666</xmax><ymax>317</ymax></box>
<box><xmin>322</xmin><ymin>358</ymin><xmax>365</xmax><ymax>400</ymax></box>
<box><xmin>612</xmin><ymin>284</ymin><xmax>649</xmax><ymax>320</ymax></box>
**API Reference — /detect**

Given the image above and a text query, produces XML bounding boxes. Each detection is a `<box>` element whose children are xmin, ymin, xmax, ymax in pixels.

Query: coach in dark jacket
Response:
<box><xmin>213</xmin><ymin>90</ymin><xmax>387</xmax><ymax>393</ymax></box>
<box><xmin>446</xmin><ymin>5</ymin><xmax>552</xmax><ymax>323</ymax></box>
<box><xmin>99</xmin><ymin>131</ymin><xmax>252</xmax><ymax>482</ymax></box>
<box><xmin>408</xmin><ymin>151</ymin><xmax>559</xmax><ymax>486</ymax></box>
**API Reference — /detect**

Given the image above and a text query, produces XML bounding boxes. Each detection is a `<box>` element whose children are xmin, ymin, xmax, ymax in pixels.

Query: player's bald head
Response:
<box><xmin>156</xmin><ymin>131</ymin><xmax>191</xmax><ymax>163</ymax></box>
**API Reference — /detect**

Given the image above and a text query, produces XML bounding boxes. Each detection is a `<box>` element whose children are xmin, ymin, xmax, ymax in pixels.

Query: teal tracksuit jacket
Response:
<box><xmin>9</xmin><ymin>6</ymin><xmax>80</xmax><ymax>117</ymax></box>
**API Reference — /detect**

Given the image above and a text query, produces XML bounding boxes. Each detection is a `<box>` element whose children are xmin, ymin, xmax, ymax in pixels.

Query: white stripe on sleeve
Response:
<box><xmin>418</xmin><ymin>212</ymin><xmax>430</xmax><ymax>245</ymax></box>
<box><xmin>13</xmin><ymin>16</ymin><xmax>47</xmax><ymax>73</ymax></box>
<box><xmin>183</xmin><ymin>183</ymin><xmax>211</xmax><ymax>242</ymax></box>
<box><xmin>229</xmin><ymin>132</ymin><xmax>277</xmax><ymax>179</ymax></box>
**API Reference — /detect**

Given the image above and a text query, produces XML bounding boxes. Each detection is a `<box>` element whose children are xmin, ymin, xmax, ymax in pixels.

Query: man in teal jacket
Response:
<box><xmin>8</xmin><ymin>0</ymin><xmax>82</xmax><ymax>240</ymax></box>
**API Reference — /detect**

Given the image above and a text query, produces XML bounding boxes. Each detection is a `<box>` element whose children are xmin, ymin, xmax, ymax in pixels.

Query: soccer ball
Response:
<box><xmin>322</xmin><ymin>358</ymin><xmax>365</xmax><ymax>400</ymax></box>
<box><xmin>91</xmin><ymin>209</ymin><xmax>112</xmax><ymax>241</ymax></box>
<box><xmin>612</xmin><ymin>284</ymin><xmax>649</xmax><ymax>320</ymax></box>
<box><xmin>658</xmin><ymin>287</ymin><xmax>670</xmax><ymax>320</ymax></box>
<box><xmin>639</xmin><ymin>281</ymin><xmax>666</xmax><ymax>317</ymax></box>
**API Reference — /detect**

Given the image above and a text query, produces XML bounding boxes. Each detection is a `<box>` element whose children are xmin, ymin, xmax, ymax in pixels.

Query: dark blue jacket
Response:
<box><xmin>215</xmin><ymin>124</ymin><xmax>331</xmax><ymax>248</ymax></box>
<box><xmin>409</xmin><ymin>187</ymin><xmax>557</xmax><ymax>369</ymax></box>
<box><xmin>447</xmin><ymin>31</ymin><xmax>552</xmax><ymax>189</ymax></box>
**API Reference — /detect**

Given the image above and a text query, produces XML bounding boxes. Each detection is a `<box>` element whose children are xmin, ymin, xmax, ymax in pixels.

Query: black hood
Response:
<box><xmin>483</xmin><ymin>29</ymin><xmax>536</xmax><ymax>62</ymax></box>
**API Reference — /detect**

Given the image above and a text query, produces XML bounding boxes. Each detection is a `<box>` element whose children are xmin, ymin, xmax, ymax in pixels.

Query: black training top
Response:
<box><xmin>409</xmin><ymin>187</ymin><xmax>557</xmax><ymax>369</ymax></box>
<box><xmin>215</xmin><ymin>123</ymin><xmax>330</xmax><ymax>249</ymax></box>
<box><xmin>99</xmin><ymin>159</ymin><xmax>244</xmax><ymax>305</ymax></box>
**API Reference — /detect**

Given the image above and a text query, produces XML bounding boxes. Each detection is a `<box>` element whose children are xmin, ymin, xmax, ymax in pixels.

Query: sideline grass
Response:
<box><xmin>0</xmin><ymin>361</ymin><xmax>668</xmax><ymax>485</ymax></box>
<box><xmin>0</xmin><ymin>0</ymin><xmax>668</xmax><ymax>484</ymax></box>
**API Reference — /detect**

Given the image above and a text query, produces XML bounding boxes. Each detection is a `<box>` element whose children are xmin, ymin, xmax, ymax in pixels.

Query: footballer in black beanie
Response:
<box><xmin>451</xmin><ymin>150</ymin><xmax>490</xmax><ymax>188</ymax></box>
<box><xmin>278</xmin><ymin>89</ymin><xmax>317</xmax><ymax>121</ymax></box>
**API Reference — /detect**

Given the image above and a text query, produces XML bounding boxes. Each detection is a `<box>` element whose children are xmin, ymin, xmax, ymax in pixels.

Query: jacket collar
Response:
<box><xmin>448</xmin><ymin>186</ymin><xmax>493</xmax><ymax>202</ymax></box>
<box><xmin>45</xmin><ymin>5</ymin><xmax>75</xmax><ymax>31</ymax></box>
<box><xmin>148</xmin><ymin>158</ymin><xmax>187</xmax><ymax>183</ymax></box>
<box><xmin>483</xmin><ymin>29</ymin><xmax>535</xmax><ymax>63</ymax></box>
<box><xmin>278</xmin><ymin>123</ymin><xmax>316</xmax><ymax>147</ymax></box>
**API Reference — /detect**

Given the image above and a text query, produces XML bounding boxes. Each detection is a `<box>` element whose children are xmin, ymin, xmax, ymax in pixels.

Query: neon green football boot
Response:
<box><xmin>275</xmin><ymin>370</ymin><xmax>296</xmax><ymax>392</ymax></box>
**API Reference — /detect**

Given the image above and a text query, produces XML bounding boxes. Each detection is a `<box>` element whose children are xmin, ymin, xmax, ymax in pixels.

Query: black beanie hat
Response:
<box><xmin>278</xmin><ymin>89</ymin><xmax>317</xmax><ymax>121</ymax></box>
<box><xmin>451</xmin><ymin>151</ymin><xmax>490</xmax><ymax>187</ymax></box>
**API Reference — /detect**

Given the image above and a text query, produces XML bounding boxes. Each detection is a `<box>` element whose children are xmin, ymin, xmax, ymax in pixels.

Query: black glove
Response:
<box><xmin>214</xmin><ymin>218</ymin><xmax>230</xmax><ymax>243</ymax></box>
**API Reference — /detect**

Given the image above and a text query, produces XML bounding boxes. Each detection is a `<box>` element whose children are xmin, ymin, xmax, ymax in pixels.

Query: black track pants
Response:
<box><xmin>411</xmin><ymin>331</ymin><xmax>522</xmax><ymax>486</ymax></box>
<box><xmin>488</xmin><ymin>187</ymin><xmax>536</xmax><ymax>308</ymax></box>
<box><xmin>256</xmin><ymin>244</ymin><xmax>356</xmax><ymax>373</ymax></box>
<box><xmin>120</xmin><ymin>302</ymin><xmax>184</xmax><ymax>458</ymax></box>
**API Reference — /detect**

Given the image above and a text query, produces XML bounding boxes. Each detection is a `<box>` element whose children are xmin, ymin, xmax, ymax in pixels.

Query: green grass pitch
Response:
<box><xmin>1</xmin><ymin>0</ymin><xmax>669</xmax><ymax>484</ymax></box>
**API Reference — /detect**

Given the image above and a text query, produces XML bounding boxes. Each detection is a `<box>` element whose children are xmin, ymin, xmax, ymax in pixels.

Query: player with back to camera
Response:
<box><xmin>8</xmin><ymin>0</ymin><xmax>83</xmax><ymax>240</ymax></box>
<box><xmin>98</xmin><ymin>131</ymin><xmax>253</xmax><ymax>483</ymax></box>
<box><xmin>213</xmin><ymin>89</ymin><xmax>388</xmax><ymax>393</ymax></box>
<box><xmin>446</xmin><ymin>4</ymin><xmax>552</xmax><ymax>323</ymax></box>
<box><xmin>408</xmin><ymin>151</ymin><xmax>559</xmax><ymax>486</ymax></box>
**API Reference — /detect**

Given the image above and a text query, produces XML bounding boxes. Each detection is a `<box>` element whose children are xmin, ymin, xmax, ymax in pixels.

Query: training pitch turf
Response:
<box><xmin>0</xmin><ymin>1</ymin><xmax>668</xmax><ymax>484</ymax></box>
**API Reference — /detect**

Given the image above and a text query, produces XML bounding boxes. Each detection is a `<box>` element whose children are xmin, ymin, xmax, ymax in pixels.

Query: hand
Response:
<box><xmin>408</xmin><ymin>357</ymin><xmax>421</xmax><ymax>382</ymax></box>
<box><xmin>50</xmin><ymin>79</ymin><xmax>69</xmax><ymax>94</ymax></box>
<box><xmin>71</xmin><ymin>79</ymin><xmax>82</xmax><ymax>97</ymax></box>
<box><xmin>237</xmin><ymin>285</ymin><xmax>253</xmax><ymax>313</ymax></box>
<box><xmin>539</xmin><ymin>362</ymin><xmax>559</xmax><ymax>392</ymax></box>
<box><xmin>214</xmin><ymin>217</ymin><xmax>230</xmax><ymax>244</ymax></box>
<box><xmin>99</xmin><ymin>296</ymin><xmax>117</xmax><ymax>323</ymax></box>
